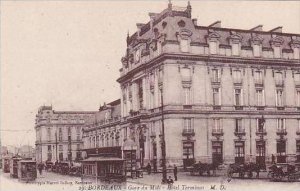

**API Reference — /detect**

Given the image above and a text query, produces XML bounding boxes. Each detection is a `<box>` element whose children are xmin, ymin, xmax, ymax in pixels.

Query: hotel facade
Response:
<box><xmin>64</xmin><ymin>3</ymin><xmax>300</xmax><ymax>169</ymax></box>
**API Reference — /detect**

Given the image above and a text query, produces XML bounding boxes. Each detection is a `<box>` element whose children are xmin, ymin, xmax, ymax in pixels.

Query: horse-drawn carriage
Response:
<box><xmin>268</xmin><ymin>164</ymin><xmax>300</xmax><ymax>182</ymax></box>
<box><xmin>227</xmin><ymin>162</ymin><xmax>261</xmax><ymax>178</ymax></box>
<box><xmin>189</xmin><ymin>162</ymin><xmax>218</xmax><ymax>176</ymax></box>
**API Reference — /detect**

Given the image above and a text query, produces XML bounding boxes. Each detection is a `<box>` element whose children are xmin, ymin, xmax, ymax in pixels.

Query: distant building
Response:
<box><xmin>35</xmin><ymin>106</ymin><xmax>96</xmax><ymax>163</ymax></box>
<box><xmin>19</xmin><ymin>145</ymin><xmax>35</xmax><ymax>159</ymax></box>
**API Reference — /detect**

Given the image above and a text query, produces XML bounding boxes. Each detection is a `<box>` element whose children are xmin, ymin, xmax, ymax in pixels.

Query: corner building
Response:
<box><xmin>117</xmin><ymin>2</ymin><xmax>300</xmax><ymax>169</ymax></box>
<box><xmin>35</xmin><ymin>106</ymin><xmax>96</xmax><ymax>163</ymax></box>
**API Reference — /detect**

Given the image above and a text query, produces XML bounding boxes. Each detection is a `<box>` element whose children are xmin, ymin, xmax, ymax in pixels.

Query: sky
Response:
<box><xmin>1</xmin><ymin>0</ymin><xmax>300</xmax><ymax>147</ymax></box>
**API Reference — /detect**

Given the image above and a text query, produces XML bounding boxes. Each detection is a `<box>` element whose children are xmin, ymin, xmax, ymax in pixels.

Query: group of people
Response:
<box><xmin>146</xmin><ymin>163</ymin><xmax>178</xmax><ymax>185</ymax></box>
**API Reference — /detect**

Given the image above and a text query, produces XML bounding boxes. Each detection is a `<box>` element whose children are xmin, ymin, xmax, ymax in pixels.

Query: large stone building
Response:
<box><xmin>54</xmin><ymin>2</ymin><xmax>300</xmax><ymax>170</ymax></box>
<box><xmin>115</xmin><ymin>2</ymin><xmax>300</xmax><ymax>168</ymax></box>
<box><xmin>35</xmin><ymin>106</ymin><xmax>96</xmax><ymax>163</ymax></box>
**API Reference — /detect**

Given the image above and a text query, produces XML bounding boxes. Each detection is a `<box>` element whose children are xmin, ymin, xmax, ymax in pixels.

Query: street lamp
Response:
<box><xmin>160</xmin><ymin>88</ymin><xmax>167</xmax><ymax>184</ymax></box>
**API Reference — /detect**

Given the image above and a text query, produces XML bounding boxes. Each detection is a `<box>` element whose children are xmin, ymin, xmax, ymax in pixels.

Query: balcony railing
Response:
<box><xmin>234</xmin><ymin>129</ymin><xmax>246</xmax><ymax>136</ymax></box>
<box><xmin>256</xmin><ymin>130</ymin><xmax>267</xmax><ymax>136</ymax></box>
<box><xmin>275</xmin><ymin>79</ymin><xmax>284</xmax><ymax>87</ymax></box>
<box><xmin>276</xmin><ymin>129</ymin><xmax>287</xmax><ymax>136</ymax></box>
<box><xmin>211</xmin><ymin>77</ymin><xmax>221</xmax><ymax>84</ymax></box>
<box><xmin>233</xmin><ymin>78</ymin><xmax>243</xmax><ymax>85</ymax></box>
<box><xmin>212</xmin><ymin>129</ymin><xmax>224</xmax><ymax>136</ymax></box>
<box><xmin>182</xmin><ymin>129</ymin><xmax>195</xmax><ymax>136</ymax></box>
<box><xmin>254</xmin><ymin>79</ymin><xmax>264</xmax><ymax>86</ymax></box>
<box><xmin>295</xmin><ymin>80</ymin><xmax>300</xmax><ymax>87</ymax></box>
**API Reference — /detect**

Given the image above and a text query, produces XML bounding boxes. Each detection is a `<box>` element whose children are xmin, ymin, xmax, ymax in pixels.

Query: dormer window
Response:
<box><xmin>180</xmin><ymin>39</ymin><xmax>189</xmax><ymax>52</ymax></box>
<box><xmin>209</xmin><ymin>41</ymin><xmax>217</xmax><ymax>54</ymax></box>
<box><xmin>232</xmin><ymin>43</ymin><xmax>240</xmax><ymax>56</ymax></box>
<box><xmin>135</xmin><ymin>49</ymin><xmax>140</xmax><ymax>62</ymax></box>
<box><xmin>274</xmin><ymin>46</ymin><xmax>281</xmax><ymax>58</ymax></box>
<box><xmin>253</xmin><ymin>44</ymin><xmax>261</xmax><ymax>57</ymax></box>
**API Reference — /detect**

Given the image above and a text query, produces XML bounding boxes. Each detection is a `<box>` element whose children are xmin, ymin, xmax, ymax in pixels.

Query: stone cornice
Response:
<box><xmin>117</xmin><ymin>53</ymin><xmax>300</xmax><ymax>83</ymax></box>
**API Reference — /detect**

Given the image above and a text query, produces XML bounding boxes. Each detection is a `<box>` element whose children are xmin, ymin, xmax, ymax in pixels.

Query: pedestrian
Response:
<box><xmin>272</xmin><ymin>154</ymin><xmax>275</xmax><ymax>164</ymax></box>
<box><xmin>167</xmin><ymin>176</ymin><xmax>174</xmax><ymax>188</ymax></box>
<box><xmin>146</xmin><ymin>163</ymin><xmax>151</xmax><ymax>175</ymax></box>
<box><xmin>173</xmin><ymin>164</ymin><xmax>178</xmax><ymax>181</ymax></box>
<box><xmin>38</xmin><ymin>163</ymin><xmax>43</xmax><ymax>175</ymax></box>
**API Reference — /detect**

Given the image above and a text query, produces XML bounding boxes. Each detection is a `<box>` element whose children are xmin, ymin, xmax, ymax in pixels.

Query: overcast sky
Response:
<box><xmin>1</xmin><ymin>1</ymin><xmax>300</xmax><ymax>147</ymax></box>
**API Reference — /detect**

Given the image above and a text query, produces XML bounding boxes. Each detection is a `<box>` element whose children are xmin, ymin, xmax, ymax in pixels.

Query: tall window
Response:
<box><xmin>180</xmin><ymin>39</ymin><xmax>189</xmax><ymax>52</ymax></box>
<box><xmin>184</xmin><ymin>118</ymin><xmax>192</xmax><ymax>131</ymax></box>
<box><xmin>47</xmin><ymin>127</ymin><xmax>51</xmax><ymax>141</ymax></box>
<box><xmin>68</xmin><ymin>127</ymin><xmax>71</xmax><ymax>140</ymax></box>
<box><xmin>296</xmin><ymin>140</ymin><xmax>300</xmax><ymax>162</ymax></box>
<box><xmin>235</xmin><ymin>119</ymin><xmax>243</xmax><ymax>133</ymax></box>
<box><xmin>254</xmin><ymin>70</ymin><xmax>263</xmax><ymax>84</ymax></box>
<box><xmin>232</xmin><ymin>43</ymin><xmax>239</xmax><ymax>56</ymax></box>
<box><xmin>256</xmin><ymin>89</ymin><xmax>264</xmax><ymax>106</ymax></box>
<box><xmin>47</xmin><ymin>145</ymin><xmax>52</xmax><ymax>161</ymax></box>
<box><xmin>277</xmin><ymin>119</ymin><xmax>286</xmax><ymax>132</ymax></box>
<box><xmin>276</xmin><ymin>89</ymin><xmax>284</xmax><ymax>106</ymax></box>
<box><xmin>296</xmin><ymin>90</ymin><xmax>300</xmax><ymax>107</ymax></box>
<box><xmin>294</xmin><ymin>48</ymin><xmax>300</xmax><ymax>59</ymax></box>
<box><xmin>253</xmin><ymin>44</ymin><xmax>260</xmax><ymax>57</ymax></box>
<box><xmin>181</xmin><ymin>67</ymin><xmax>191</xmax><ymax>82</ymax></box>
<box><xmin>212</xmin><ymin>69</ymin><xmax>220</xmax><ymax>82</ymax></box>
<box><xmin>275</xmin><ymin>72</ymin><xmax>283</xmax><ymax>86</ymax></box>
<box><xmin>235</xmin><ymin>141</ymin><xmax>245</xmax><ymax>164</ymax></box>
<box><xmin>183</xmin><ymin>87</ymin><xmax>191</xmax><ymax>105</ymax></box>
<box><xmin>58</xmin><ymin>128</ymin><xmax>63</xmax><ymax>141</ymax></box>
<box><xmin>138</xmin><ymin>80</ymin><xmax>143</xmax><ymax>110</ymax></box>
<box><xmin>276</xmin><ymin>140</ymin><xmax>286</xmax><ymax>163</ymax></box>
<box><xmin>96</xmin><ymin>136</ymin><xmax>99</xmax><ymax>148</ymax></box>
<box><xmin>213</xmin><ymin>119</ymin><xmax>222</xmax><ymax>133</ymax></box>
<box><xmin>209</xmin><ymin>41</ymin><xmax>217</xmax><ymax>54</ymax></box>
<box><xmin>234</xmin><ymin>89</ymin><xmax>242</xmax><ymax>106</ymax></box>
<box><xmin>59</xmin><ymin>145</ymin><xmax>63</xmax><ymax>161</ymax></box>
<box><xmin>76</xmin><ymin>127</ymin><xmax>81</xmax><ymax>141</ymax></box>
<box><xmin>213</xmin><ymin>88</ymin><xmax>221</xmax><ymax>105</ymax></box>
<box><xmin>233</xmin><ymin>70</ymin><xmax>242</xmax><ymax>83</ymax></box>
<box><xmin>274</xmin><ymin>46</ymin><xmax>281</xmax><ymax>58</ymax></box>
<box><xmin>257</xmin><ymin>117</ymin><xmax>266</xmax><ymax>132</ymax></box>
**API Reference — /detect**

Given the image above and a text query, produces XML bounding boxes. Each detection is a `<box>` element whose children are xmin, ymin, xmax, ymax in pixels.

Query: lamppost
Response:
<box><xmin>160</xmin><ymin>88</ymin><xmax>167</xmax><ymax>184</ymax></box>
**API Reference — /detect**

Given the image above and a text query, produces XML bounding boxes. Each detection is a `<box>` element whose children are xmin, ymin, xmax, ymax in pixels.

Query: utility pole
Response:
<box><xmin>160</xmin><ymin>88</ymin><xmax>167</xmax><ymax>183</ymax></box>
<box><xmin>55</xmin><ymin>131</ymin><xmax>58</xmax><ymax>162</ymax></box>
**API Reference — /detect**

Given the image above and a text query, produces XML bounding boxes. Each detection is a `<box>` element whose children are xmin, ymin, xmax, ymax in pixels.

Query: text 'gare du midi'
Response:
<box><xmin>35</xmin><ymin>1</ymin><xmax>300</xmax><ymax>180</ymax></box>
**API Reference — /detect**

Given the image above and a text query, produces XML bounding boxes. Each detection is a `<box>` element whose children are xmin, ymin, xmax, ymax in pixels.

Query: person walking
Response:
<box><xmin>271</xmin><ymin>154</ymin><xmax>275</xmax><ymax>164</ymax></box>
<box><xmin>173</xmin><ymin>164</ymin><xmax>178</xmax><ymax>181</ymax></box>
<box><xmin>146</xmin><ymin>163</ymin><xmax>151</xmax><ymax>175</ymax></box>
<box><xmin>38</xmin><ymin>163</ymin><xmax>43</xmax><ymax>175</ymax></box>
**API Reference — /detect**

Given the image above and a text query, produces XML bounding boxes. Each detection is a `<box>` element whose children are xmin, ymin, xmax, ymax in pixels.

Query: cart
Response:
<box><xmin>10</xmin><ymin>156</ymin><xmax>23</xmax><ymax>178</ymax></box>
<box><xmin>18</xmin><ymin>160</ymin><xmax>37</xmax><ymax>182</ymax></box>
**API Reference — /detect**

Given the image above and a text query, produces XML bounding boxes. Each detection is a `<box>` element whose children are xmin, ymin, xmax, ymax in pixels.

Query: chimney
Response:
<box><xmin>269</xmin><ymin>26</ymin><xmax>282</xmax><ymax>33</ymax></box>
<box><xmin>192</xmin><ymin>18</ymin><xmax>197</xmax><ymax>26</ymax></box>
<box><xmin>136</xmin><ymin>23</ymin><xmax>145</xmax><ymax>36</ymax></box>
<box><xmin>208</xmin><ymin>21</ymin><xmax>221</xmax><ymax>28</ymax></box>
<box><xmin>149</xmin><ymin>13</ymin><xmax>157</xmax><ymax>31</ymax></box>
<box><xmin>250</xmin><ymin>25</ymin><xmax>263</xmax><ymax>31</ymax></box>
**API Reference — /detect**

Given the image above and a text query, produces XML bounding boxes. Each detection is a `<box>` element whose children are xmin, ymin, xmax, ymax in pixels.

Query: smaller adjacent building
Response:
<box><xmin>35</xmin><ymin>106</ymin><xmax>96</xmax><ymax>163</ymax></box>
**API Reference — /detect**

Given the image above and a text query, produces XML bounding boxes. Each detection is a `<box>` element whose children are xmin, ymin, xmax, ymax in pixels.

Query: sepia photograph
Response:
<box><xmin>1</xmin><ymin>0</ymin><xmax>300</xmax><ymax>190</ymax></box>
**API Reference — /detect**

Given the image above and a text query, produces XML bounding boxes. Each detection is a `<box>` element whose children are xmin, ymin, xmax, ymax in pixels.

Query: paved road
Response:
<box><xmin>1</xmin><ymin>170</ymin><xmax>299</xmax><ymax>191</ymax></box>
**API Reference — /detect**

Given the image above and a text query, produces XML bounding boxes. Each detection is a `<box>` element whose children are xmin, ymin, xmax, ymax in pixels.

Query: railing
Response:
<box><xmin>233</xmin><ymin>78</ymin><xmax>243</xmax><ymax>85</ymax></box>
<box><xmin>276</xmin><ymin>129</ymin><xmax>287</xmax><ymax>135</ymax></box>
<box><xmin>275</xmin><ymin>79</ymin><xmax>284</xmax><ymax>87</ymax></box>
<box><xmin>256</xmin><ymin>130</ymin><xmax>267</xmax><ymax>136</ymax></box>
<box><xmin>254</xmin><ymin>78</ymin><xmax>264</xmax><ymax>86</ymax></box>
<box><xmin>182</xmin><ymin>129</ymin><xmax>195</xmax><ymax>136</ymax></box>
<box><xmin>212</xmin><ymin>129</ymin><xmax>223</xmax><ymax>136</ymax></box>
<box><xmin>234</xmin><ymin>129</ymin><xmax>246</xmax><ymax>136</ymax></box>
<box><xmin>211</xmin><ymin>77</ymin><xmax>221</xmax><ymax>84</ymax></box>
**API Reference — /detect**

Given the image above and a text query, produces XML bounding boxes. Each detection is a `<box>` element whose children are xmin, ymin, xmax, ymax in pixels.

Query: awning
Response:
<box><xmin>82</xmin><ymin>156</ymin><xmax>124</xmax><ymax>162</ymax></box>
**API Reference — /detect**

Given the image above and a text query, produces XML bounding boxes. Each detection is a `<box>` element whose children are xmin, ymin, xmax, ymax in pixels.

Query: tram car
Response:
<box><xmin>2</xmin><ymin>156</ymin><xmax>11</xmax><ymax>173</ymax></box>
<box><xmin>18</xmin><ymin>160</ymin><xmax>37</xmax><ymax>182</ymax></box>
<box><xmin>10</xmin><ymin>155</ymin><xmax>23</xmax><ymax>178</ymax></box>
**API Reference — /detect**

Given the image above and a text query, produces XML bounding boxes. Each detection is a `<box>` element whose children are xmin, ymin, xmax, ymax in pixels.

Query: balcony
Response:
<box><xmin>213</xmin><ymin>105</ymin><xmax>221</xmax><ymax>110</ymax></box>
<box><xmin>276</xmin><ymin>106</ymin><xmax>285</xmax><ymax>110</ymax></box>
<box><xmin>275</xmin><ymin>79</ymin><xmax>284</xmax><ymax>87</ymax></box>
<box><xmin>296</xmin><ymin>131</ymin><xmax>300</xmax><ymax>135</ymax></box>
<box><xmin>212</xmin><ymin>129</ymin><xmax>224</xmax><ymax>136</ymax></box>
<box><xmin>235</xmin><ymin>105</ymin><xmax>244</xmax><ymax>110</ymax></box>
<box><xmin>233</xmin><ymin>78</ymin><xmax>243</xmax><ymax>85</ymax></box>
<box><xmin>256</xmin><ymin>130</ymin><xmax>267</xmax><ymax>136</ymax></box>
<box><xmin>254</xmin><ymin>79</ymin><xmax>264</xmax><ymax>87</ymax></box>
<box><xmin>150</xmin><ymin>132</ymin><xmax>156</xmax><ymax>138</ymax></box>
<box><xmin>211</xmin><ymin>77</ymin><xmax>221</xmax><ymax>85</ymax></box>
<box><xmin>182</xmin><ymin>129</ymin><xmax>195</xmax><ymax>136</ymax></box>
<box><xmin>276</xmin><ymin>129</ymin><xmax>287</xmax><ymax>136</ymax></box>
<box><xmin>256</xmin><ymin>106</ymin><xmax>265</xmax><ymax>110</ymax></box>
<box><xmin>295</xmin><ymin>80</ymin><xmax>300</xmax><ymax>88</ymax></box>
<box><xmin>234</xmin><ymin>129</ymin><xmax>246</xmax><ymax>136</ymax></box>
